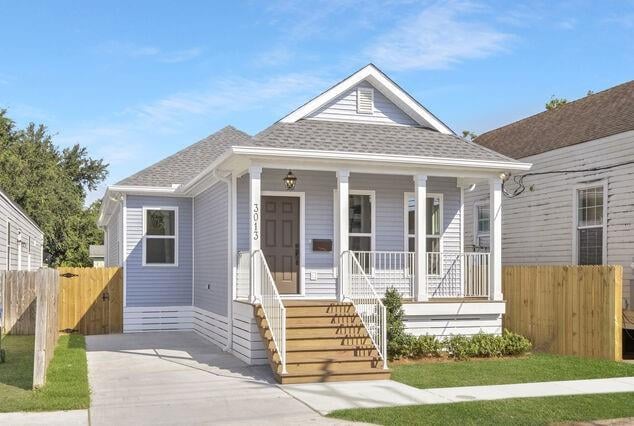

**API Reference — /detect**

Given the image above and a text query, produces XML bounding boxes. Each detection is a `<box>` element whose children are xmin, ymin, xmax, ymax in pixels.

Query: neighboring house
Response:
<box><xmin>0</xmin><ymin>187</ymin><xmax>44</xmax><ymax>271</ymax></box>
<box><xmin>99</xmin><ymin>64</ymin><xmax>530</xmax><ymax>383</ymax></box>
<box><xmin>464</xmin><ymin>80</ymin><xmax>634</xmax><ymax>308</ymax></box>
<box><xmin>89</xmin><ymin>245</ymin><xmax>105</xmax><ymax>267</ymax></box>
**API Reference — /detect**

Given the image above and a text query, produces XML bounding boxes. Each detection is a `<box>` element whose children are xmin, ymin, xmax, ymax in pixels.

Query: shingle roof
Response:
<box><xmin>116</xmin><ymin>126</ymin><xmax>252</xmax><ymax>186</ymax></box>
<box><xmin>248</xmin><ymin>119</ymin><xmax>515</xmax><ymax>162</ymax></box>
<box><xmin>475</xmin><ymin>80</ymin><xmax>634</xmax><ymax>159</ymax></box>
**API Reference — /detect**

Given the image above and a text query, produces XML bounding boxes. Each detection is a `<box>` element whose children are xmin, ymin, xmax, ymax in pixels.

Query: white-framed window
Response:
<box><xmin>142</xmin><ymin>207</ymin><xmax>178</xmax><ymax>266</ymax></box>
<box><xmin>404</xmin><ymin>192</ymin><xmax>443</xmax><ymax>275</ymax></box>
<box><xmin>574</xmin><ymin>183</ymin><xmax>607</xmax><ymax>265</ymax></box>
<box><xmin>349</xmin><ymin>191</ymin><xmax>375</xmax><ymax>252</ymax></box>
<box><xmin>473</xmin><ymin>202</ymin><xmax>490</xmax><ymax>248</ymax></box>
<box><xmin>27</xmin><ymin>235</ymin><xmax>31</xmax><ymax>270</ymax></box>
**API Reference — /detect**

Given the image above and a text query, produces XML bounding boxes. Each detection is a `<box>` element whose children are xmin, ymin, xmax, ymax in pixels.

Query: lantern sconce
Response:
<box><xmin>283</xmin><ymin>170</ymin><xmax>297</xmax><ymax>191</ymax></box>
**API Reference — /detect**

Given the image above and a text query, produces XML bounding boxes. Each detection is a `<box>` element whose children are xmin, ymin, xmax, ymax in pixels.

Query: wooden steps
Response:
<box><xmin>255</xmin><ymin>301</ymin><xmax>390</xmax><ymax>384</ymax></box>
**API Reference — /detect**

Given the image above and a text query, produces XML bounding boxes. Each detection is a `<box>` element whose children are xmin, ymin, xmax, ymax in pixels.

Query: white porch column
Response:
<box><xmin>414</xmin><ymin>175</ymin><xmax>428</xmax><ymax>302</ymax></box>
<box><xmin>489</xmin><ymin>177</ymin><xmax>503</xmax><ymax>301</ymax></box>
<box><xmin>249</xmin><ymin>166</ymin><xmax>262</xmax><ymax>303</ymax></box>
<box><xmin>337</xmin><ymin>170</ymin><xmax>350</xmax><ymax>301</ymax></box>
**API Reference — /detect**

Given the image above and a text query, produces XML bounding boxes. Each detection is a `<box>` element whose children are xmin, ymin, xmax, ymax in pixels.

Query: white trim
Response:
<box><xmin>141</xmin><ymin>206</ymin><xmax>179</xmax><ymax>267</ymax></box>
<box><xmin>122</xmin><ymin>194</ymin><xmax>127</xmax><ymax>307</ymax></box>
<box><xmin>231</xmin><ymin>146</ymin><xmax>532</xmax><ymax>172</ymax></box>
<box><xmin>356</xmin><ymin>86</ymin><xmax>374</xmax><ymax>115</ymax></box>
<box><xmin>572</xmin><ymin>180</ymin><xmax>608</xmax><ymax>265</ymax></box>
<box><xmin>261</xmin><ymin>190</ymin><xmax>306</xmax><ymax>297</ymax></box>
<box><xmin>348</xmin><ymin>189</ymin><xmax>376</xmax><ymax>252</ymax></box>
<box><xmin>279</xmin><ymin>64</ymin><xmax>454</xmax><ymax>134</ymax></box>
<box><xmin>403</xmin><ymin>191</ymin><xmax>444</xmax><ymax>275</ymax></box>
<box><xmin>472</xmin><ymin>201</ymin><xmax>490</xmax><ymax>247</ymax></box>
<box><xmin>191</xmin><ymin>197</ymin><xmax>195</xmax><ymax>305</ymax></box>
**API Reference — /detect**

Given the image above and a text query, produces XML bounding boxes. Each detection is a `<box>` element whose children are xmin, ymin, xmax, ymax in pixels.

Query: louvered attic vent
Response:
<box><xmin>357</xmin><ymin>87</ymin><xmax>374</xmax><ymax>114</ymax></box>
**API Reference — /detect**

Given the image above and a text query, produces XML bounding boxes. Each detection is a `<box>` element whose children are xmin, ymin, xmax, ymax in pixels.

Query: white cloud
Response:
<box><xmin>101</xmin><ymin>42</ymin><xmax>202</xmax><ymax>63</ymax></box>
<box><xmin>366</xmin><ymin>0</ymin><xmax>513</xmax><ymax>71</ymax></box>
<box><xmin>557</xmin><ymin>18</ymin><xmax>577</xmax><ymax>30</ymax></box>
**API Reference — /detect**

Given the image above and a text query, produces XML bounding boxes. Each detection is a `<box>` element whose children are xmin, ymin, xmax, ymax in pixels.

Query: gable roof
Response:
<box><xmin>116</xmin><ymin>126</ymin><xmax>252</xmax><ymax>187</ymax></box>
<box><xmin>249</xmin><ymin>120</ymin><xmax>514</xmax><ymax>162</ymax></box>
<box><xmin>475</xmin><ymin>80</ymin><xmax>634</xmax><ymax>159</ymax></box>
<box><xmin>280</xmin><ymin>64</ymin><xmax>455</xmax><ymax>134</ymax></box>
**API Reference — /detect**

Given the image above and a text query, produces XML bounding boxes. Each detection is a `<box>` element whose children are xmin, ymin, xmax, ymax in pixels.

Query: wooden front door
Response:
<box><xmin>261</xmin><ymin>196</ymin><xmax>300</xmax><ymax>294</ymax></box>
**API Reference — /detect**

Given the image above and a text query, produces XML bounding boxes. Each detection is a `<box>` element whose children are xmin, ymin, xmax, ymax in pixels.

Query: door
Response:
<box><xmin>261</xmin><ymin>196</ymin><xmax>300</xmax><ymax>294</ymax></box>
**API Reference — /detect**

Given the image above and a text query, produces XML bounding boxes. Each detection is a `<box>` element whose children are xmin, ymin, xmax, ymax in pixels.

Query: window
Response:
<box><xmin>473</xmin><ymin>203</ymin><xmax>490</xmax><ymax>249</ymax></box>
<box><xmin>405</xmin><ymin>193</ymin><xmax>442</xmax><ymax>274</ymax></box>
<box><xmin>143</xmin><ymin>207</ymin><xmax>178</xmax><ymax>266</ymax></box>
<box><xmin>349</xmin><ymin>192</ymin><xmax>374</xmax><ymax>252</ymax></box>
<box><xmin>6</xmin><ymin>222</ymin><xmax>11</xmax><ymax>271</ymax></box>
<box><xmin>575</xmin><ymin>185</ymin><xmax>605</xmax><ymax>265</ymax></box>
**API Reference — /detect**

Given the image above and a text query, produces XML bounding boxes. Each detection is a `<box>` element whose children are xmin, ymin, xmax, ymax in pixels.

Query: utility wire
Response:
<box><xmin>502</xmin><ymin>159</ymin><xmax>634</xmax><ymax>198</ymax></box>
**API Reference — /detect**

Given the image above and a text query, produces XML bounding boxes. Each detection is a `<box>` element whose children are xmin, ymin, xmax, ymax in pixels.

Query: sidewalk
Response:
<box><xmin>0</xmin><ymin>410</ymin><xmax>88</xmax><ymax>426</ymax></box>
<box><xmin>281</xmin><ymin>377</ymin><xmax>634</xmax><ymax>415</ymax></box>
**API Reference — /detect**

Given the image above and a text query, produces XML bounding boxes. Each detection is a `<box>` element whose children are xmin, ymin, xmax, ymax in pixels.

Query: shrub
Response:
<box><xmin>444</xmin><ymin>335</ymin><xmax>476</xmax><ymax>360</ymax></box>
<box><xmin>500</xmin><ymin>329</ymin><xmax>532</xmax><ymax>355</ymax></box>
<box><xmin>411</xmin><ymin>335</ymin><xmax>443</xmax><ymax>358</ymax></box>
<box><xmin>470</xmin><ymin>332</ymin><xmax>505</xmax><ymax>357</ymax></box>
<box><xmin>384</xmin><ymin>288</ymin><xmax>410</xmax><ymax>359</ymax></box>
<box><xmin>388</xmin><ymin>333</ymin><xmax>415</xmax><ymax>360</ymax></box>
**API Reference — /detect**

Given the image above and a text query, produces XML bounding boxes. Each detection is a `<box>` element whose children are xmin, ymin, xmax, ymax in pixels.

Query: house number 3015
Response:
<box><xmin>252</xmin><ymin>203</ymin><xmax>259</xmax><ymax>240</ymax></box>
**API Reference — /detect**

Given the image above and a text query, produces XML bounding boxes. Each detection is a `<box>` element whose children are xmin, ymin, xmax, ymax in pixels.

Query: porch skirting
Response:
<box><xmin>122</xmin><ymin>303</ymin><xmax>268</xmax><ymax>366</ymax></box>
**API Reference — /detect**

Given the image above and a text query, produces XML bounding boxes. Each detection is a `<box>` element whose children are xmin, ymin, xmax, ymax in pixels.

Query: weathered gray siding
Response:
<box><xmin>237</xmin><ymin>169</ymin><xmax>461</xmax><ymax>298</ymax></box>
<box><xmin>105</xmin><ymin>203</ymin><xmax>121</xmax><ymax>267</ymax></box>
<box><xmin>125</xmin><ymin>195</ymin><xmax>193</xmax><ymax>307</ymax></box>
<box><xmin>464</xmin><ymin>130</ymin><xmax>634</xmax><ymax>305</ymax></box>
<box><xmin>308</xmin><ymin>81</ymin><xmax>422</xmax><ymax>127</ymax></box>
<box><xmin>0</xmin><ymin>190</ymin><xmax>43</xmax><ymax>271</ymax></box>
<box><xmin>193</xmin><ymin>181</ymin><xmax>229</xmax><ymax>316</ymax></box>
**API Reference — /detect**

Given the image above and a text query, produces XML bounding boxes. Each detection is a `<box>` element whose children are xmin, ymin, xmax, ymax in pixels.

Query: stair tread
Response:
<box><xmin>280</xmin><ymin>366</ymin><xmax>390</xmax><ymax>378</ymax></box>
<box><xmin>287</xmin><ymin>343</ymin><xmax>377</xmax><ymax>351</ymax></box>
<box><xmin>284</xmin><ymin>301</ymin><xmax>352</xmax><ymax>307</ymax></box>
<box><xmin>286</xmin><ymin>323</ymin><xmax>365</xmax><ymax>329</ymax></box>
<box><xmin>285</xmin><ymin>355</ymin><xmax>380</xmax><ymax>364</ymax></box>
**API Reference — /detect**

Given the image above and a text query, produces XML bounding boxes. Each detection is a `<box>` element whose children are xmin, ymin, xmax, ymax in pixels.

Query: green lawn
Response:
<box><xmin>328</xmin><ymin>392</ymin><xmax>634</xmax><ymax>426</ymax></box>
<box><xmin>392</xmin><ymin>353</ymin><xmax>634</xmax><ymax>389</ymax></box>
<box><xmin>0</xmin><ymin>334</ymin><xmax>90</xmax><ymax>412</ymax></box>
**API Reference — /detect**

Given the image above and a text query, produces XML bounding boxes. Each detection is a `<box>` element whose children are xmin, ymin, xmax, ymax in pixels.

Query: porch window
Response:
<box><xmin>405</xmin><ymin>193</ymin><xmax>442</xmax><ymax>274</ymax></box>
<box><xmin>473</xmin><ymin>203</ymin><xmax>490</xmax><ymax>249</ymax></box>
<box><xmin>143</xmin><ymin>207</ymin><xmax>178</xmax><ymax>266</ymax></box>
<box><xmin>349</xmin><ymin>192</ymin><xmax>373</xmax><ymax>251</ymax></box>
<box><xmin>576</xmin><ymin>185</ymin><xmax>605</xmax><ymax>265</ymax></box>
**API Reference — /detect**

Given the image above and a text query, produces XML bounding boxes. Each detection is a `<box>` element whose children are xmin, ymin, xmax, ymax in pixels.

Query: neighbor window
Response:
<box><xmin>349</xmin><ymin>193</ymin><xmax>373</xmax><ymax>252</ymax></box>
<box><xmin>5</xmin><ymin>222</ymin><xmax>10</xmax><ymax>270</ymax></box>
<box><xmin>405</xmin><ymin>193</ymin><xmax>442</xmax><ymax>274</ymax></box>
<box><xmin>143</xmin><ymin>208</ymin><xmax>177</xmax><ymax>265</ymax></box>
<box><xmin>576</xmin><ymin>185</ymin><xmax>605</xmax><ymax>265</ymax></box>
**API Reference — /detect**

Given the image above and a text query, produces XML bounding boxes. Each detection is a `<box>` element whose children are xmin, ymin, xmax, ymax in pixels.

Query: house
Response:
<box><xmin>464</xmin><ymin>80</ymin><xmax>634</xmax><ymax>309</ymax></box>
<box><xmin>0</xmin><ymin>187</ymin><xmax>43</xmax><ymax>271</ymax></box>
<box><xmin>89</xmin><ymin>244</ymin><xmax>105</xmax><ymax>267</ymax></box>
<box><xmin>98</xmin><ymin>64</ymin><xmax>531</xmax><ymax>383</ymax></box>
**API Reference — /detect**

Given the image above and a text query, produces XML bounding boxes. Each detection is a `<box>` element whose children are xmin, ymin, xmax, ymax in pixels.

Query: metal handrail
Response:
<box><xmin>253</xmin><ymin>250</ymin><xmax>286</xmax><ymax>374</ymax></box>
<box><xmin>342</xmin><ymin>250</ymin><xmax>388</xmax><ymax>369</ymax></box>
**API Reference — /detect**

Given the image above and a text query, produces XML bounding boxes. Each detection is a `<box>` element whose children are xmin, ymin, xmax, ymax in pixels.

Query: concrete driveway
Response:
<box><xmin>86</xmin><ymin>332</ymin><xmax>351</xmax><ymax>425</ymax></box>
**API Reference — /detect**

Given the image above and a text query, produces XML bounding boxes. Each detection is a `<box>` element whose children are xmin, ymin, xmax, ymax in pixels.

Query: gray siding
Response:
<box><xmin>125</xmin><ymin>195</ymin><xmax>193</xmax><ymax>307</ymax></box>
<box><xmin>193</xmin><ymin>181</ymin><xmax>229</xmax><ymax>316</ymax></box>
<box><xmin>0</xmin><ymin>191</ymin><xmax>43</xmax><ymax>271</ymax></box>
<box><xmin>308</xmin><ymin>81</ymin><xmax>422</xmax><ymax>127</ymax></box>
<box><xmin>464</xmin><ymin>130</ymin><xmax>634</xmax><ymax>306</ymax></box>
<box><xmin>237</xmin><ymin>169</ymin><xmax>461</xmax><ymax>298</ymax></box>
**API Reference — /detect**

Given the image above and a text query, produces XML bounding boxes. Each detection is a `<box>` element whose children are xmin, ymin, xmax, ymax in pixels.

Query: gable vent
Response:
<box><xmin>356</xmin><ymin>87</ymin><xmax>374</xmax><ymax>114</ymax></box>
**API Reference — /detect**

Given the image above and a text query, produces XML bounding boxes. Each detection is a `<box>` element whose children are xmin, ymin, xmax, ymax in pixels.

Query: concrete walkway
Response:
<box><xmin>282</xmin><ymin>377</ymin><xmax>634</xmax><ymax>415</ymax></box>
<box><xmin>86</xmin><ymin>332</ymin><xmax>353</xmax><ymax>425</ymax></box>
<box><xmin>0</xmin><ymin>410</ymin><xmax>88</xmax><ymax>426</ymax></box>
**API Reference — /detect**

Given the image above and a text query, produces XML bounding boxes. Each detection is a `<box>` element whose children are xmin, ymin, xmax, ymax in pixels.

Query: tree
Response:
<box><xmin>0</xmin><ymin>110</ymin><xmax>108</xmax><ymax>266</ymax></box>
<box><xmin>545</xmin><ymin>96</ymin><xmax>568</xmax><ymax>110</ymax></box>
<box><xmin>462</xmin><ymin>130</ymin><xmax>478</xmax><ymax>141</ymax></box>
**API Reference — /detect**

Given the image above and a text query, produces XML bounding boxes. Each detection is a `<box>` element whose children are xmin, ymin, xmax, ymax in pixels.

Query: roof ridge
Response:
<box><xmin>477</xmin><ymin>80</ymin><xmax>634</xmax><ymax>140</ymax></box>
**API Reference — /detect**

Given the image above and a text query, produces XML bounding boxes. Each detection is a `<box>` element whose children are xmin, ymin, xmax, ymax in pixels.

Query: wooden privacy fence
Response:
<box><xmin>0</xmin><ymin>269</ymin><xmax>59</xmax><ymax>387</ymax></box>
<box><xmin>503</xmin><ymin>265</ymin><xmax>622</xmax><ymax>361</ymax></box>
<box><xmin>57</xmin><ymin>267</ymin><xmax>123</xmax><ymax>335</ymax></box>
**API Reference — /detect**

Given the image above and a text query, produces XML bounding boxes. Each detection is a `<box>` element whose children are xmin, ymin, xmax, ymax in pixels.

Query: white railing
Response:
<box><xmin>352</xmin><ymin>251</ymin><xmax>415</xmax><ymax>298</ymax></box>
<box><xmin>462</xmin><ymin>252</ymin><xmax>490</xmax><ymax>298</ymax></box>
<box><xmin>253</xmin><ymin>250</ymin><xmax>287</xmax><ymax>374</ymax></box>
<box><xmin>343</xmin><ymin>251</ymin><xmax>388</xmax><ymax>369</ymax></box>
<box><xmin>236</xmin><ymin>251</ymin><xmax>250</xmax><ymax>300</ymax></box>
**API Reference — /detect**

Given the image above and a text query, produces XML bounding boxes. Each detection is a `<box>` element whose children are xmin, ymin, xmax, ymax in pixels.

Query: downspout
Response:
<box><xmin>213</xmin><ymin>170</ymin><xmax>234</xmax><ymax>352</ymax></box>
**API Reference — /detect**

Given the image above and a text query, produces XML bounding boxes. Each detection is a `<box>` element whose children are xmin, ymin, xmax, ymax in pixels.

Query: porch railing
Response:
<box><xmin>352</xmin><ymin>250</ymin><xmax>490</xmax><ymax>299</ymax></box>
<box><xmin>253</xmin><ymin>250</ymin><xmax>287</xmax><ymax>374</ymax></box>
<box><xmin>342</xmin><ymin>251</ymin><xmax>388</xmax><ymax>369</ymax></box>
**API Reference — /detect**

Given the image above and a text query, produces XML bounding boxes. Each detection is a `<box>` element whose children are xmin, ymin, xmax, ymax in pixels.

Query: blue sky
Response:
<box><xmin>1</xmin><ymin>0</ymin><xmax>633</xmax><ymax>203</ymax></box>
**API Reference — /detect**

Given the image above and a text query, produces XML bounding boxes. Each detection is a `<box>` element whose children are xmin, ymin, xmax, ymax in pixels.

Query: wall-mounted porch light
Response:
<box><xmin>283</xmin><ymin>170</ymin><xmax>297</xmax><ymax>191</ymax></box>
